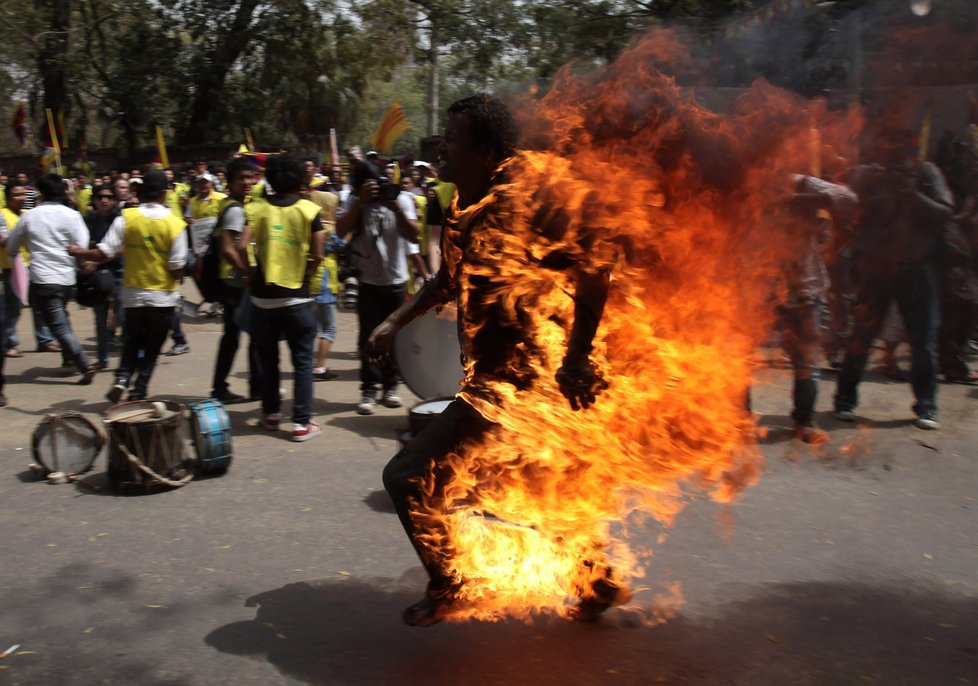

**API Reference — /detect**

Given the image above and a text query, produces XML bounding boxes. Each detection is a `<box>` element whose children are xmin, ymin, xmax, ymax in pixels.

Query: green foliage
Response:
<box><xmin>2</xmin><ymin>0</ymin><xmax>753</xmax><ymax>156</ymax></box>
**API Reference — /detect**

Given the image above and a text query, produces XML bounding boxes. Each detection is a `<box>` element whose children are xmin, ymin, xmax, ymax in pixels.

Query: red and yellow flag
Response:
<box><xmin>369</xmin><ymin>101</ymin><xmax>409</xmax><ymax>154</ymax></box>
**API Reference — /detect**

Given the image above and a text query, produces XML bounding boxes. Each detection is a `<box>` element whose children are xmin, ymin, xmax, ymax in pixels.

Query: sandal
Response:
<box><xmin>944</xmin><ymin>371</ymin><xmax>978</xmax><ymax>386</ymax></box>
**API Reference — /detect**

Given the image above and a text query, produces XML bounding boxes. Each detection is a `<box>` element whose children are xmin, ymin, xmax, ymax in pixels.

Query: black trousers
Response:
<box><xmin>356</xmin><ymin>281</ymin><xmax>407</xmax><ymax>396</ymax></box>
<box><xmin>382</xmin><ymin>399</ymin><xmax>493</xmax><ymax>592</ymax></box>
<box><xmin>835</xmin><ymin>260</ymin><xmax>940</xmax><ymax>416</ymax></box>
<box><xmin>776</xmin><ymin>301</ymin><xmax>823</xmax><ymax>424</ymax></box>
<box><xmin>117</xmin><ymin>306</ymin><xmax>174</xmax><ymax>399</ymax></box>
<box><xmin>211</xmin><ymin>283</ymin><xmax>263</xmax><ymax>396</ymax></box>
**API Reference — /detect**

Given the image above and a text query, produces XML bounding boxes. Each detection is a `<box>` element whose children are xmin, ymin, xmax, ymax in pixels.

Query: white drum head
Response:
<box><xmin>395</xmin><ymin>305</ymin><xmax>464</xmax><ymax>400</ymax></box>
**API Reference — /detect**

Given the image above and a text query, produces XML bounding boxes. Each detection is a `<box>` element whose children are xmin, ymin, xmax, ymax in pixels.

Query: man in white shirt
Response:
<box><xmin>336</xmin><ymin>161</ymin><xmax>423</xmax><ymax>415</ymax></box>
<box><xmin>6</xmin><ymin>174</ymin><xmax>96</xmax><ymax>384</ymax></box>
<box><xmin>70</xmin><ymin>171</ymin><xmax>188</xmax><ymax>402</ymax></box>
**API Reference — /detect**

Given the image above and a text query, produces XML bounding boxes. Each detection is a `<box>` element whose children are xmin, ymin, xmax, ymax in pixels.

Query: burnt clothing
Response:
<box><xmin>776</xmin><ymin>302</ymin><xmax>823</xmax><ymax>424</ymax></box>
<box><xmin>428</xmin><ymin>159</ymin><xmax>615</xmax><ymax>420</ymax></box>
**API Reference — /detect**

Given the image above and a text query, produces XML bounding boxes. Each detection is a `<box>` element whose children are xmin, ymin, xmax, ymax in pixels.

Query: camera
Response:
<box><xmin>376</xmin><ymin>176</ymin><xmax>401</xmax><ymax>202</ymax></box>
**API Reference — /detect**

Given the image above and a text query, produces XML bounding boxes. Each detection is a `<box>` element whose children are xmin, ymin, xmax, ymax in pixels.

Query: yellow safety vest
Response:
<box><xmin>121</xmin><ymin>208</ymin><xmax>186</xmax><ymax>291</ymax></box>
<box><xmin>247</xmin><ymin>198</ymin><xmax>319</xmax><ymax>290</ymax></box>
<box><xmin>189</xmin><ymin>192</ymin><xmax>227</xmax><ymax>220</ymax></box>
<box><xmin>216</xmin><ymin>196</ymin><xmax>252</xmax><ymax>281</ymax></box>
<box><xmin>165</xmin><ymin>188</ymin><xmax>183</xmax><ymax>218</ymax></box>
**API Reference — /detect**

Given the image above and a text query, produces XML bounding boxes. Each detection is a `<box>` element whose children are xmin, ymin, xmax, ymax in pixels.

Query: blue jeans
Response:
<box><xmin>835</xmin><ymin>260</ymin><xmax>940</xmax><ymax>416</ymax></box>
<box><xmin>252</xmin><ymin>302</ymin><xmax>316</xmax><ymax>425</ymax></box>
<box><xmin>92</xmin><ymin>300</ymin><xmax>112</xmax><ymax>365</ymax></box>
<box><xmin>28</xmin><ymin>283</ymin><xmax>90</xmax><ymax>372</ymax></box>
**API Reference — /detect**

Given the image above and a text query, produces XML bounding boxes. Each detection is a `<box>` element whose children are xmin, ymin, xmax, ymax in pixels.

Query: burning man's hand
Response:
<box><xmin>366</xmin><ymin>320</ymin><xmax>398</xmax><ymax>361</ymax></box>
<box><xmin>556</xmin><ymin>359</ymin><xmax>608</xmax><ymax>411</ymax></box>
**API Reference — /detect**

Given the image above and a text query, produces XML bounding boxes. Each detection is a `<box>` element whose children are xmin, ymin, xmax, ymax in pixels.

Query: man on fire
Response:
<box><xmin>369</xmin><ymin>94</ymin><xmax>622</xmax><ymax>626</ymax></box>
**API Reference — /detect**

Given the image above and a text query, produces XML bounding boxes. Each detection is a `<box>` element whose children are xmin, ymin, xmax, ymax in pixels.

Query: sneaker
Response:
<box><xmin>357</xmin><ymin>395</ymin><xmax>377</xmax><ymax>415</ymax></box>
<box><xmin>291</xmin><ymin>420</ymin><xmax>322</xmax><ymax>442</ymax></box>
<box><xmin>913</xmin><ymin>412</ymin><xmax>939</xmax><ymax>431</ymax></box>
<box><xmin>314</xmin><ymin>369</ymin><xmax>339</xmax><ymax>381</ymax></box>
<box><xmin>212</xmin><ymin>389</ymin><xmax>247</xmax><ymax>404</ymax></box>
<box><xmin>166</xmin><ymin>343</ymin><xmax>190</xmax><ymax>356</ymax></box>
<box><xmin>106</xmin><ymin>383</ymin><xmax>126</xmax><ymax>403</ymax></box>
<box><xmin>279</xmin><ymin>387</ymin><xmax>287</xmax><ymax>399</ymax></box>
<box><xmin>833</xmin><ymin>409</ymin><xmax>856</xmax><ymax>422</ymax></box>
<box><xmin>380</xmin><ymin>389</ymin><xmax>403</xmax><ymax>408</ymax></box>
<box><xmin>260</xmin><ymin>413</ymin><xmax>282</xmax><ymax>431</ymax></box>
<box><xmin>794</xmin><ymin>420</ymin><xmax>829</xmax><ymax>445</ymax></box>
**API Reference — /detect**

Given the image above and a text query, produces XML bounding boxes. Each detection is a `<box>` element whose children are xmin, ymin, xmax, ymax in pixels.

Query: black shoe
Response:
<box><xmin>314</xmin><ymin>370</ymin><xmax>339</xmax><ymax>381</ymax></box>
<box><xmin>794</xmin><ymin>419</ymin><xmax>829</xmax><ymax>444</ymax></box>
<box><xmin>913</xmin><ymin>411</ymin><xmax>939</xmax><ymax>430</ymax></box>
<box><xmin>106</xmin><ymin>383</ymin><xmax>126</xmax><ymax>403</ymax></box>
<box><xmin>0</xmin><ymin>392</ymin><xmax>7</xmax><ymax>407</ymax></box>
<box><xmin>568</xmin><ymin>566</ymin><xmax>630</xmax><ymax>623</ymax></box>
<box><xmin>212</xmin><ymin>390</ymin><xmax>247</xmax><ymax>404</ymax></box>
<box><xmin>402</xmin><ymin>589</ymin><xmax>457</xmax><ymax>627</ymax></box>
<box><xmin>78</xmin><ymin>364</ymin><xmax>98</xmax><ymax>385</ymax></box>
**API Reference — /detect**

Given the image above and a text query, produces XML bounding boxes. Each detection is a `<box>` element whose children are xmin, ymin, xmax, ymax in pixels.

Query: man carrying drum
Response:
<box><xmin>69</xmin><ymin>170</ymin><xmax>188</xmax><ymax>403</ymax></box>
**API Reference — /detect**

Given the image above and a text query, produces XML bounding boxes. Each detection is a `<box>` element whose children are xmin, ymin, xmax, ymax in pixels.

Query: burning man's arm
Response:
<box><xmin>365</xmin><ymin>275</ymin><xmax>449</xmax><ymax>359</ymax></box>
<box><xmin>556</xmin><ymin>266</ymin><xmax>611</xmax><ymax>411</ymax></box>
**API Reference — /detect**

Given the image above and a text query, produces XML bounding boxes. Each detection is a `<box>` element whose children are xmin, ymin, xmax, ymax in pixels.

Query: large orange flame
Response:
<box><xmin>415</xmin><ymin>30</ymin><xmax>861</xmax><ymax>622</ymax></box>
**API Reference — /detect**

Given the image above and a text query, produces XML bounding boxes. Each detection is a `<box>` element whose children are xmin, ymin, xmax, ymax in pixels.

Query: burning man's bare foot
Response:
<box><xmin>568</xmin><ymin>572</ymin><xmax>631</xmax><ymax>623</ymax></box>
<box><xmin>402</xmin><ymin>587</ymin><xmax>457</xmax><ymax>627</ymax></box>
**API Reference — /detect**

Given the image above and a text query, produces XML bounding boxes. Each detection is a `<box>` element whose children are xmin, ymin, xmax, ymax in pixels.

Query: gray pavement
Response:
<box><xmin>1</xmin><ymin>293</ymin><xmax>976</xmax><ymax>685</ymax></box>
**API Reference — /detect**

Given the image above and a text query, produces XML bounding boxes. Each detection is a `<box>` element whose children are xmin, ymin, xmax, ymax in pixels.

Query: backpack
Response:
<box><xmin>193</xmin><ymin>201</ymin><xmax>239</xmax><ymax>303</ymax></box>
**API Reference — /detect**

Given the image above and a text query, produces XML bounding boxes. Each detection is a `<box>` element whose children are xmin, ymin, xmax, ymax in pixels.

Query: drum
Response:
<box><xmin>32</xmin><ymin>413</ymin><xmax>105</xmax><ymax>477</ymax></box>
<box><xmin>409</xmin><ymin>397</ymin><xmax>456</xmax><ymax>435</ymax></box>
<box><xmin>187</xmin><ymin>399</ymin><xmax>232</xmax><ymax>473</ymax></box>
<box><xmin>394</xmin><ymin>304</ymin><xmax>464</xmax><ymax>400</ymax></box>
<box><xmin>104</xmin><ymin>400</ymin><xmax>192</xmax><ymax>494</ymax></box>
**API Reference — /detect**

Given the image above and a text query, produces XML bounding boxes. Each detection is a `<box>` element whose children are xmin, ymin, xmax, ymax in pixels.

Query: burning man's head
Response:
<box><xmin>438</xmin><ymin>94</ymin><xmax>519</xmax><ymax>186</ymax></box>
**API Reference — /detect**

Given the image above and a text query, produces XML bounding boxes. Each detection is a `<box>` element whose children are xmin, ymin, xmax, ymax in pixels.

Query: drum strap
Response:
<box><xmin>118</xmin><ymin>443</ymin><xmax>194</xmax><ymax>488</ymax></box>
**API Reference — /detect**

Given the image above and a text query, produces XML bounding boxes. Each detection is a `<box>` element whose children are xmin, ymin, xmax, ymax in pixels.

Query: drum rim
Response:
<box><xmin>31</xmin><ymin>412</ymin><xmax>105</xmax><ymax>476</ymax></box>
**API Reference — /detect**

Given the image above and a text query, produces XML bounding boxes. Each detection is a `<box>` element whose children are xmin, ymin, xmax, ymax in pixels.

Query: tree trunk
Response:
<box><xmin>426</xmin><ymin>22</ymin><xmax>439</xmax><ymax>137</ymax></box>
<box><xmin>180</xmin><ymin>0</ymin><xmax>262</xmax><ymax>144</ymax></box>
<box><xmin>36</xmin><ymin>0</ymin><xmax>70</xmax><ymax>154</ymax></box>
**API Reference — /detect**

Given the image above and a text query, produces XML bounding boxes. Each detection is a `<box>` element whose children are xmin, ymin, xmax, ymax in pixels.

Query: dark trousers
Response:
<box><xmin>171</xmin><ymin>306</ymin><xmax>187</xmax><ymax>346</ymax></box>
<box><xmin>92</xmin><ymin>299</ymin><xmax>112</xmax><ymax>366</ymax></box>
<box><xmin>834</xmin><ymin>261</ymin><xmax>940</xmax><ymax>416</ymax></box>
<box><xmin>211</xmin><ymin>284</ymin><xmax>263</xmax><ymax>396</ymax></box>
<box><xmin>777</xmin><ymin>302</ymin><xmax>822</xmax><ymax>423</ymax></box>
<box><xmin>28</xmin><ymin>283</ymin><xmax>89</xmax><ymax>372</ymax></box>
<box><xmin>939</xmin><ymin>290</ymin><xmax>977</xmax><ymax>380</ymax></box>
<box><xmin>382</xmin><ymin>399</ymin><xmax>494</xmax><ymax>593</ymax></box>
<box><xmin>117</xmin><ymin>306</ymin><xmax>174</xmax><ymax>399</ymax></box>
<box><xmin>357</xmin><ymin>282</ymin><xmax>406</xmax><ymax>396</ymax></box>
<box><xmin>1</xmin><ymin>270</ymin><xmax>22</xmax><ymax>350</ymax></box>
<box><xmin>252</xmin><ymin>302</ymin><xmax>316</xmax><ymax>425</ymax></box>
<box><xmin>0</xmin><ymin>275</ymin><xmax>7</xmax><ymax>392</ymax></box>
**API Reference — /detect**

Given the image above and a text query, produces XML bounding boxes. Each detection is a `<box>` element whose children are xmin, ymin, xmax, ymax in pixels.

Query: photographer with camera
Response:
<box><xmin>336</xmin><ymin>160</ymin><xmax>424</xmax><ymax>415</ymax></box>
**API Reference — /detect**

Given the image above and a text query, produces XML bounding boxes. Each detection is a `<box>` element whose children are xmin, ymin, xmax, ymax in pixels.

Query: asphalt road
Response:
<box><xmin>1</xmin><ymin>295</ymin><xmax>975</xmax><ymax>686</ymax></box>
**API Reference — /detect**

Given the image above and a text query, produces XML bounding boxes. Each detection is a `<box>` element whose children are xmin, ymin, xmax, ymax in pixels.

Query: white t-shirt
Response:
<box><xmin>344</xmin><ymin>191</ymin><xmax>420</xmax><ymax>287</ymax></box>
<box><xmin>6</xmin><ymin>202</ymin><xmax>89</xmax><ymax>286</ymax></box>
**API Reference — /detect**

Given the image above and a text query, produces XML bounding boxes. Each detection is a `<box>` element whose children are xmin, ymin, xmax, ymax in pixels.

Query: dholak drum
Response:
<box><xmin>104</xmin><ymin>400</ymin><xmax>192</xmax><ymax>494</ymax></box>
<box><xmin>394</xmin><ymin>305</ymin><xmax>463</xmax><ymax>400</ymax></box>
<box><xmin>32</xmin><ymin>413</ymin><xmax>105</xmax><ymax>477</ymax></box>
<box><xmin>398</xmin><ymin>397</ymin><xmax>457</xmax><ymax>449</ymax></box>
<box><xmin>187</xmin><ymin>399</ymin><xmax>232</xmax><ymax>473</ymax></box>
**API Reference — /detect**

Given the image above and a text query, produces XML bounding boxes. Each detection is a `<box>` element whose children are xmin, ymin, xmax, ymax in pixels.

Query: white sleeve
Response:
<box><xmin>72</xmin><ymin>211</ymin><xmax>90</xmax><ymax>250</ymax></box>
<box><xmin>397</xmin><ymin>192</ymin><xmax>418</xmax><ymax>221</ymax></box>
<box><xmin>97</xmin><ymin>216</ymin><xmax>126</xmax><ymax>258</ymax></box>
<box><xmin>168</xmin><ymin>228</ymin><xmax>188</xmax><ymax>270</ymax></box>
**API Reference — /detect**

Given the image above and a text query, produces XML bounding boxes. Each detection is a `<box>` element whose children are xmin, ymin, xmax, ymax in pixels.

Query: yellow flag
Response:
<box><xmin>369</xmin><ymin>101</ymin><xmax>409</xmax><ymax>154</ymax></box>
<box><xmin>155</xmin><ymin>124</ymin><xmax>169</xmax><ymax>168</ymax></box>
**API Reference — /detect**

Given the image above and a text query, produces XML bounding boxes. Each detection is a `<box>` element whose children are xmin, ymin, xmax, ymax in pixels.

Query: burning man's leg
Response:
<box><xmin>382</xmin><ymin>399</ymin><xmax>493</xmax><ymax>623</ymax></box>
<box><xmin>780</xmin><ymin>302</ymin><xmax>825</xmax><ymax>442</ymax></box>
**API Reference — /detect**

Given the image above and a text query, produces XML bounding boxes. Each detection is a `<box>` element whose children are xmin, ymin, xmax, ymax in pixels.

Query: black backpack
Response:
<box><xmin>194</xmin><ymin>201</ymin><xmax>240</xmax><ymax>303</ymax></box>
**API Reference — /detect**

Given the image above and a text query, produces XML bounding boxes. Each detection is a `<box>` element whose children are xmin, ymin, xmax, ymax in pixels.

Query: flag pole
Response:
<box><xmin>45</xmin><ymin>108</ymin><xmax>62</xmax><ymax>174</ymax></box>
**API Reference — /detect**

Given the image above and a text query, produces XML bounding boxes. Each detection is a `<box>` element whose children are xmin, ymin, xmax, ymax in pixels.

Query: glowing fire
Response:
<box><xmin>415</xmin><ymin>30</ymin><xmax>860</xmax><ymax>622</ymax></box>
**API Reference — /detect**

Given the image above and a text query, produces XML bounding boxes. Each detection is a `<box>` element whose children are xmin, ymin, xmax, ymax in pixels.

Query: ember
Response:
<box><xmin>405</xmin><ymin>30</ymin><xmax>860</xmax><ymax>622</ymax></box>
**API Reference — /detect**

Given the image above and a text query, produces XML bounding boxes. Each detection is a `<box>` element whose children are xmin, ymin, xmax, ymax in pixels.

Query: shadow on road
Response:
<box><xmin>206</xmin><ymin>576</ymin><xmax>978</xmax><ymax>685</ymax></box>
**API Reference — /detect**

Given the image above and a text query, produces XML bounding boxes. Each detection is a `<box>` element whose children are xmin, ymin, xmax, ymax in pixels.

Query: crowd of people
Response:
<box><xmin>0</xmin><ymin>109</ymin><xmax>975</xmax><ymax>451</ymax></box>
<box><xmin>0</xmin><ymin>147</ymin><xmax>457</xmax><ymax>442</ymax></box>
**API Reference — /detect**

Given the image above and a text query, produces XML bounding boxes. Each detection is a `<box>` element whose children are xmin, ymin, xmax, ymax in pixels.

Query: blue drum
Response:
<box><xmin>187</xmin><ymin>399</ymin><xmax>233</xmax><ymax>473</ymax></box>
